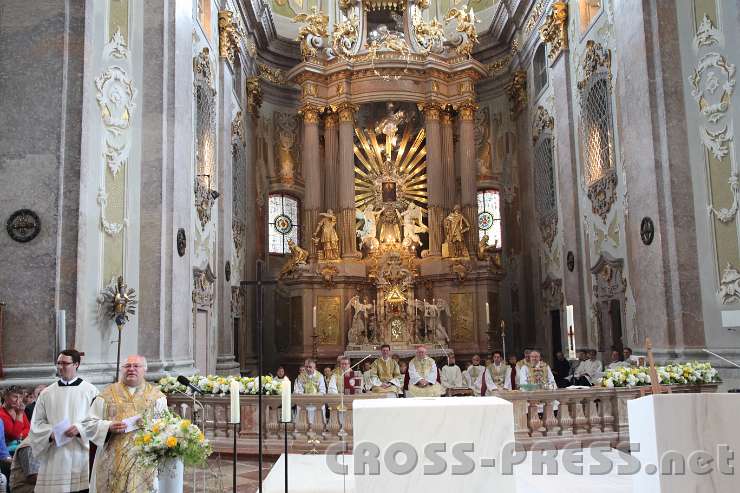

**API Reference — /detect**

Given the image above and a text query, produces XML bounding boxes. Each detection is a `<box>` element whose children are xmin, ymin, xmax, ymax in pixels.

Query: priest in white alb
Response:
<box><xmin>83</xmin><ymin>355</ymin><xmax>168</xmax><ymax>493</ymax></box>
<box><xmin>517</xmin><ymin>350</ymin><xmax>556</xmax><ymax>389</ymax></box>
<box><xmin>327</xmin><ymin>357</ymin><xmax>361</xmax><ymax>395</ymax></box>
<box><xmin>476</xmin><ymin>351</ymin><xmax>512</xmax><ymax>395</ymax></box>
<box><xmin>407</xmin><ymin>346</ymin><xmax>445</xmax><ymax>397</ymax></box>
<box><xmin>462</xmin><ymin>354</ymin><xmax>485</xmax><ymax>395</ymax></box>
<box><xmin>293</xmin><ymin>359</ymin><xmax>326</xmax><ymax>426</ymax></box>
<box><xmin>366</xmin><ymin>344</ymin><xmax>402</xmax><ymax>395</ymax></box>
<box><xmin>28</xmin><ymin>349</ymin><xmax>99</xmax><ymax>493</ymax></box>
<box><xmin>439</xmin><ymin>352</ymin><xmax>463</xmax><ymax>391</ymax></box>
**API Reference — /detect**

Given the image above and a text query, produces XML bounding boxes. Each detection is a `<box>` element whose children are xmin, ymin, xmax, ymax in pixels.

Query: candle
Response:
<box><xmin>566</xmin><ymin>305</ymin><xmax>576</xmax><ymax>360</ymax></box>
<box><xmin>281</xmin><ymin>377</ymin><xmax>292</xmax><ymax>423</ymax></box>
<box><xmin>485</xmin><ymin>302</ymin><xmax>490</xmax><ymax>324</ymax></box>
<box><xmin>229</xmin><ymin>380</ymin><xmax>240</xmax><ymax>424</ymax></box>
<box><xmin>313</xmin><ymin>305</ymin><xmax>317</xmax><ymax>328</ymax></box>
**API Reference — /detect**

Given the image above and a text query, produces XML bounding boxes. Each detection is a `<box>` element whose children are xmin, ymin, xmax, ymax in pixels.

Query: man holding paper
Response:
<box><xmin>28</xmin><ymin>349</ymin><xmax>99</xmax><ymax>493</ymax></box>
<box><xmin>83</xmin><ymin>355</ymin><xmax>167</xmax><ymax>493</ymax></box>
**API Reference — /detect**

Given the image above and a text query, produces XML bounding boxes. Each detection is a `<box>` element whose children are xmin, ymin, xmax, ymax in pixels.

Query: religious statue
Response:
<box><xmin>426</xmin><ymin>299</ymin><xmax>450</xmax><ymax>343</ymax></box>
<box><xmin>345</xmin><ymin>295</ymin><xmax>373</xmax><ymax>345</ymax></box>
<box><xmin>477</xmin><ymin>233</ymin><xmax>499</xmax><ymax>259</ymax></box>
<box><xmin>293</xmin><ymin>8</ymin><xmax>329</xmax><ymax>61</ymax></box>
<box><xmin>443</xmin><ymin>6</ymin><xmax>480</xmax><ymax>58</ymax></box>
<box><xmin>400</xmin><ymin>201</ymin><xmax>428</xmax><ymax>250</ymax></box>
<box><xmin>443</xmin><ymin>204</ymin><xmax>470</xmax><ymax>258</ymax></box>
<box><xmin>378</xmin><ymin>205</ymin><xmax>402</xmax><ymax>244</ymax></box>
<box><xmin>313</xmin><ymin>209</ymin><xmax>340</xmax><ymax>260</ymax></box>
<box><xmin>356</xmin><ymin>203</ymin><xmax>379</xmax><ymax>251</ymax></box>
<box><xmin>374</xmin><ymin>103</ymin><xmax>407</xmax><ymax>140</ymax></box>
<box><xmin>279</xmin><ymin>239</ymin><xmax>308</xmax><ymax>279</ymax></box>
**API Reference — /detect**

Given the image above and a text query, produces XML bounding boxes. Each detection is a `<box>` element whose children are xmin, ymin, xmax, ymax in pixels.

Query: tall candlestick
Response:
<box><xmin>486</xmin><ymin>302</ymin><xmax>490</xmax><ymax>324</ymax></box>
<box><xmin>566</xmin><ymin>305</ymin><xmax>576</xmax><ymax>360</ymax></box>
<box><xmin>229</xmin><ymin>380</ymin><xmax>240</xmax><ymax>424</ymax></box>
<box><xmin>313</xmin><ymin>305</ymin><xmax>317</xmax><ymax>329</ymax></box>
<box><xmin>281</xmin><ymin>377</ymin><xmax>292</xmax><ymax>423</ymax></box>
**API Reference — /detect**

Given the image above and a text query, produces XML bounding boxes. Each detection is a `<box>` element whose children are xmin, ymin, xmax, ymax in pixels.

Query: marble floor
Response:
<box><xmin>183</xmin><ymin>455</ymin><xmax>275</xmax><ymax>493</ymax></box>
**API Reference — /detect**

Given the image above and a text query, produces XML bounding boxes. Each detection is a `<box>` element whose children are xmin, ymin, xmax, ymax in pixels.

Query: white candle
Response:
<box><xmin>313</xmin><ymin>305</ymin><xmax>317</xmax><ymax>328</ymax></box>
<box><xmin>229</xmin><ymin>380</ymin><xmax>240</xmax><ymax>424</ymax></box>
<box><xmin>281</xmin><ymin>377</ymin><xmax>292</xmax><ymax>423</ymax></box>
<box><xmin>486</xmin><ymin>302</ymin><xmax>490</xmax><ymax>324</ymax></box>
<box><xmin>566</xmin><ymin>305</ymin><xmax>576</xmax><ymax>360</ymax></box>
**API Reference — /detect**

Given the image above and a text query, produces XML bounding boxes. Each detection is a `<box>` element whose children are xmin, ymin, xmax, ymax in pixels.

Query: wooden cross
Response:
<box><xmin>642</xmin><ymin>337</ymin><xmax>671</xmax><ymax>396</ymax></box>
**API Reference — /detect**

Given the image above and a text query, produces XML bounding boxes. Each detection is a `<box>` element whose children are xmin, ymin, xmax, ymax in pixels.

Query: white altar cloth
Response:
<box><xmin>260</xmin><ymin>449</ymin><xmax>635</xmax><ymax>493</ymax></box>
<box><xmin>628</xmin><ymin>393</ymin><xmax>740</xmax><ymax>493</ymax></box>
<box><xmin>352</xmin><ymin>396</ymin><xmax>515</xmax><ymax>492</ymax></box>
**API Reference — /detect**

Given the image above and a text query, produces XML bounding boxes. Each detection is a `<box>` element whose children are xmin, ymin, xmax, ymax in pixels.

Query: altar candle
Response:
<box><xmin>313</xmin><ymin>305</ymin><xmax>317</xmax><ymax>328</ymax></box>
<box><xmin>281</xmin><ymin>377</ymin><xmax>292</xmax><ymax>423</ymax></box>
<box><xmin>486</xmin><ymin>302</ymin><xmax>490</xmax><ymax>324</ymax></box>
<box><xmin>566</xmin><ymin>305</ymin><xmax>576</xmax><ymax>360</ymax></box>
<box><xmin>229</xmin><ymin>380</ymin><xmax>240</xmax><ymax>424</ymax></box>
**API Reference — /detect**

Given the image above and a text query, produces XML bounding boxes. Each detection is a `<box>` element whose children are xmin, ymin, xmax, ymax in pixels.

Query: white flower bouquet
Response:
<box><xmin>133</xmin><ymin>409</ymin><xmax>212</xmax><ymax>468</ymax></box>
<box><xmin>158</xmin><ymin>374</ymin><xmax>283</xmax><ymax>395</ymax></box>
<box><xmin>599</xmin><ymin>361</ymin><xmax>720</xmax><ymax>388</ymax></box>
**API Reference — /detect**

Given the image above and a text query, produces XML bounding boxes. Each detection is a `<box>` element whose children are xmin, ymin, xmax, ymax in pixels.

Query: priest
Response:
<box><xmin>327</xmin><ymin>357</ymin><xmax>361</xmax><ymax>395</ymax></box>
<box><xmin>293</xmin><ymin>359</ymin><xmax>326</xmax><ymax>426</ymax></box>
<box><xmin>517</xmin><ymin>350</ymin><xmax>556</xmax><ymax>389</ymax></box>
<box><xmin>439</xmin><ymin>352</ymin><xmax>463</xmax><ymax>391</ymax></box>
<box><xmin>83</xmin><ymin>355</ymin><xmax>167</xmax><ymax>493</ymax></box>
<box><xmin>366</xmin><ymin>344</ymin><xmax>402</xmax><ymax>396</ymax></box>
<box><xmin>28</xmin><ymin>349</ymin><xmax>99</xmax><ymax>493</ymax></box>
<box><xmin>477</xmin><ymin>351</ymin><xmax>511</xmax><ymax>395</ymax></box>
<box><xmin>407</xmin><ymin>346</ymin><xmax>445</xmax><ymax>397</ymax></box>
<box><xmin>462</xmin><ymin>354</ymin><xmax>485</xmax><ymax>395</ymax></box>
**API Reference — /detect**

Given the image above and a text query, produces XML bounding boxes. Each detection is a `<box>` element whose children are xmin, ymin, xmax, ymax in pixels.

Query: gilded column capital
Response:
<box><xmin>457</xmin><ymin>100</ymin><xmax>478</xmax><ymax>121</ymax></box>
<box><xmin>538</xmin><ymin>1</ymin><xmax>568</xmax><ymax>61</ymax></box>
<box><xmin>300</xmin><ymin>104</ymin><xmax>323</xmax><ymax>124</ymax></box>
<box><xmin>246</xmin><ymin>77</ymin><xmax>262</xmax><ymax>114</ymax></box>
<box><xmin>422</xmin><ymin>103</ymin><xmax>443</xmax><ymax>121</ymax></box>
<box><xmin>440</xmin><ymin>109</ymin><xmax>454</xmax><ymax>125</ymax></box>
<box><xmin>324</xmin><ymin>111</ymin><xmax>339</xmax><ymax>128</ymax></box>
<box><xmin>336</xmin><ymin>102</ymin><xmax>358</xmax><ymax>123</ymax></box>
<box><xmin>218</xmin><ymin>10</ymin><xmax>242</xmax><ymax>63</ymax></box>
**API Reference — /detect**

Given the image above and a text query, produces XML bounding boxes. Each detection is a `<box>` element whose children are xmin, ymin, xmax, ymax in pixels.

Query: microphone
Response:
<box><xmin>177</xmin><ymin>375</ymin><xmax>204</xmax><ymax>394</ymax></box>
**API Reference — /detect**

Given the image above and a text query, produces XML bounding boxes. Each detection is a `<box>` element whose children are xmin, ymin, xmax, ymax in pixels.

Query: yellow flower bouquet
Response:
<box><xmin>133</xmin><ymin>409</ymin><xmax>212</xmax><ymax>468</ymax></box>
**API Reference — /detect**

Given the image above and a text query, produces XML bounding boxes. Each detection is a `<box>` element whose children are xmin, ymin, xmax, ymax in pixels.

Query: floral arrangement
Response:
<box><xmin>158</xmin><ymin>374</ymin><xmax>283</xmax><ymax>395</ymax></box>
<box><xmin>133</xmin><ymin>409</ymin><xmax>212</xmax><ymax>467</ymax></box>
<box><xmin>600</xmin><ymin>361</ymin><xmax>720</xmax><ymax>388</ymax></box>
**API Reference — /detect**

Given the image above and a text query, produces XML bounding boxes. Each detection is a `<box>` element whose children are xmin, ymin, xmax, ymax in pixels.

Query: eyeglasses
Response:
<box><xmin>122</xmin><ymin>364</ymin><xmax>145</xmax><ymax>369</ymax></box>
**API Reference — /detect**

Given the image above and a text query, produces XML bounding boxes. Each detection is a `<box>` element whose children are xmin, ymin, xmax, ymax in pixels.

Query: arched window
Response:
<box><xmin>533</xmin><ymin>107</ymin><xmax>557</xmax><ymax>247</ymax></box>
<box><xmin>532</xmin><ymin>44</ymin><xmax>548</xmax><ymax>97</ymax></box>
<box><xmin>268</xmin><ymin>194</ymin><xmax>300</xmax><ymax>254</ymax></box>
<box><xmin>477</xmin><ymin>190</ymin><xmax>502</xmax><ymax>248</ymax></box>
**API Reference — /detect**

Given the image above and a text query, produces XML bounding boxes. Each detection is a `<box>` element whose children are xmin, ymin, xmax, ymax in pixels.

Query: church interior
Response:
<box><xmin>1</xmin><ymin>0</ymin><xmax>740</xmax><ymax>491</ymax></box>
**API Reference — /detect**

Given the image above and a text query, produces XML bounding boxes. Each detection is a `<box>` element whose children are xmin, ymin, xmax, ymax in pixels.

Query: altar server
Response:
<box><xmin>439</xmin><ymin>352</ymin><xmax>464</xmax><ymax>390</ymax></box>
<box><xmin>462</xmin><ymin>354</ymin><xmax>485</xmax><ymax>395</ymax></box>
<box><xmin>28</xmin><ymin>349</ymin><xmax>99</xmax><ymax>493</ymax></box>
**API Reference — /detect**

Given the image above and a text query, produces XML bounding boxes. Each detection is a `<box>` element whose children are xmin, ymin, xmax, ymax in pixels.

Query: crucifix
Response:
<box><xmin>500</xmin><ymin>320</ymin><xmax>507</xmax><ymax>360</ymax></box>
<box><xmin>642</xmin><ymin>337</ymin><xmax>671</xmax><ymax>396</ymax></box>
<box><xmin>567</xmin><ymin>325</ymin><xmax>576</xmax><ymax>360</ymax></box>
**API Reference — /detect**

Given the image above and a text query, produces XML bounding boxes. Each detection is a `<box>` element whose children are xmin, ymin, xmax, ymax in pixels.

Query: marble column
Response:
<box><xmin>458</xmin><ymin>101</ymin><xmax>479</xmax><ymax>255</ymax></box>
<box><xmin>338</xmin><ymin>103</ymin><xmax>360</xmax><ymax>258</ymax></box>
<box><xmin>324</xmin><ymin>112</ymin><xmax>339</xmax><ymax>211</ymax></box>
<box><xmin>243</xmin><ymin>101</ymin><xmax>260</xmax><ymax>370</ymax></box>
<box><xmin>441</xmin><ymin>109</ymin><xmax>456</xmax><ymax>211</ymax></box>
<box><xmin>301</xmin><ymin>105</ymin><xmax>322</xmax><ymax>259</ymax></box>
<box><xmin>424</xmin><ymin>104</ymin><xmax>444</xmax><ymax>256</ymax></box>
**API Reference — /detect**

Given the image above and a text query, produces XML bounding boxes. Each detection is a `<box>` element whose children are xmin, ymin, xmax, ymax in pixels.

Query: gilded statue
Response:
<box><xmin>279</xmin><ymin>239</ymin><xmax>308</xmax><ymax>279</ymax></box>
<box><xmin>444</xmin><ymin>6</ymin><xmax>480</xmax><ymax>58</ymax></box>
<box><xmin>313</xmin><ymin>209</ymin><xmax>340</xmax><ymax>260</ymax></box>
<box><xmin>411</xmin><ymin>10</ymin><xmax>445</xmax><ymax>54</ymax></box>
<box><xmin>331</xmin><ymin>12</ymin><xmax>359</xmax><ymax>60</ymax></box>
<box><xmin>378</xmin><ymin>205</ymin><xmax>402</xmax><ymax>244</ymax></box>
<box><xmin>293</xmin><ymin>8</ymin><xmax>329</xmax><ymax>61</ymax></box>
<box><xmin>443</xmin><ymin>204</ymin><xmax>470</xmax><ymax>258</ymax></box>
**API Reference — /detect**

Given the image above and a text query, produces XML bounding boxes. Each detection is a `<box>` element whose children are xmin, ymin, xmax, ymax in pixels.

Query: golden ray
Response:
<box><xmin>399</xmin><ymin>131</ymin><xmax>426</xmax><ymax>173</ymax></box>
<box><xmin>393</xmin><ymin>127</ymin><xmax>413</xmax><ymax>168</ymax></box>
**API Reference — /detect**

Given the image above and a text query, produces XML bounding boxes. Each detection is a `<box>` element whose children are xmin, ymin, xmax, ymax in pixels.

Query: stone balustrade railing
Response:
<box><xmin>166</xmin><ymin>384</ymin><xmax>718</xmax><ymax>454</ymax></box>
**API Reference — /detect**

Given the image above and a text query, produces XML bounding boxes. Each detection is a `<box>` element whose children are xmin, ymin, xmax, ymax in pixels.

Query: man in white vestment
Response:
<box><xmin>439</xmin><ymin>353</ymin><xmax>464</xmax><ymax>391</ymax></box>
<box><xmin>476</xmin><ymin>351</ymin><xmax>512</xmax><ymax>395</ymax></box>
<box><xmin>28</xmin><ymin>349</ymin><xmax>99</xmax><ymax>493</ymax></box>
<box><xmin>462</xmin><ymin>354</ymin><xmax>485</xmax><ymax>395</ymax></box>
<box><xmin>573</xmin><ymin>349</ymin><xmax>603</xmax><ymax>386</ymax></box>
<box><xmin>83</xmin><ymin>355</ymin><xmax>168</xmax><ymax>493</ymax></box>
<box><xmin>407</xmin><ymin>346</ymin><xmax>445</xmax><ymax>397</ymax></box>
<box><xmin>366</xmin><ymin>344</ymin><xmax>402</xmax><ymax>396</ymax></box>
<box><xmin>328</xmin><ymin>357</ymin><xmax>361</xmax><ymax>395</ymax></box>
<box><xmin>293</xmin><ymin>359</ymin><xmax>326</xmax><ymax>426</ymax></box>
<box><xmin>517</xmin><ymin>351</ymin><xmax>556</xmax><ymax>389</ymax></box>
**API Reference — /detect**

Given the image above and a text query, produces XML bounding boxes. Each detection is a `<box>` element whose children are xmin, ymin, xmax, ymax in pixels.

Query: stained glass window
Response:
<box><xmin>268</xmin><ymin>194</ymin><xmax>300</xmax><ymax>254</ymax></box>
<box><xmin>477</xmin><ymin>190</ymin><xmax>502</xmax><ymax>247</ymax></box>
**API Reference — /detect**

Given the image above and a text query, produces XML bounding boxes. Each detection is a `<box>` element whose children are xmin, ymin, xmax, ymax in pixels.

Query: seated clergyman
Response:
<box><xmin>517</xmin><ymin>350</ymin><xmax>556</xmax><ymax>389</ymax></box>
<box><xmin>572</xmin><ymin>349</ymin><xmax>603</xmax><ymax>386</ymax></box>
<box><xmin>293</xmin><ymin>359</ymin><xmax>326</xmax><ymax>426</ymax></box>
<box><xmin>440</xmin><ymin>353</ymin><xmax>463</xmax><ymax>390</ymax></box>
<box><xmin>462</xmin><ymin>354</ymin><xmax>485</xmax><ymax>395</ymax></box>
<box><xmin>328</xmin><ymin>357</ymin><xmax>361</xmax><ymax>395</ymax></box>
<box><xmin>366</xmin><ymin>344</ymin><xmax>402</xmax><ymax>396</ymax></box>
<box><xmin>407</xmin><ymin>346</ymin><xmax>445</xmax><ymax>397</ymax></box>
<box><xmin>476</xmin><ymin>351</ymin><xmax>511</xmax><ymax>395</ymax></box>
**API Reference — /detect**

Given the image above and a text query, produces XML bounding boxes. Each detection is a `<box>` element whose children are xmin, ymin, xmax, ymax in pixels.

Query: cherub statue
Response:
<box><xmin>356</xmin><ymin>203</ymin><xmax>379</xmax><ymax>252</ymax></box>
<box><xmin>400</xmin><ymin>202</ymin><xmax>428</xmax><ymax>250</ymax></box>
<box><xmin>411</xmin><ymin>10</ymin><xmax>446</xmax><ymax>53</ymax></box>
<box><xmin>293</xmin><ymin>8</ymin><xmax>329</xmax><ymax>60</ymax></box>
<box><xmin>444</xmin><ymin>6</ymin><xmax>480</xmax><ymax>57</ymax></box>
<box><xmin>279</xmin><ymin>239</ymin><xmax>308</xmax><ymax>279</ymax></box>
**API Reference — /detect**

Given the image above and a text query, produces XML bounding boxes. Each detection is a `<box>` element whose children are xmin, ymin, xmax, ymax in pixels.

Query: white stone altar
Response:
<box><xmin>628</xmin><ymin>393</ymin><xmax>740</xmax><ymax>493</ymax></box>
<box><xmin>353</xmin><ymin>396</ymin><xmax>516</xmax><ymax>492</ymax></box>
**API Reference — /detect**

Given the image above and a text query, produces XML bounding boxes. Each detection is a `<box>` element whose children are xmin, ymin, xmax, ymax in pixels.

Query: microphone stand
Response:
<box><xmin>702</xmin><ymin>348</ymin><xmax>740</xmax><ymax>368</ymax></box>
<box><xmin>338</xmin><ymin>354</ymin><xmax>372</xmax><ymax>493</ymax></box>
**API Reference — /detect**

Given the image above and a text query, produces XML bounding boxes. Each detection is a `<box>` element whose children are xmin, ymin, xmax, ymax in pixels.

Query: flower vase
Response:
<box><xmin>157</xmin><ymin>457</ymin><xmax>184</xmax><ymax>493</ymax></box>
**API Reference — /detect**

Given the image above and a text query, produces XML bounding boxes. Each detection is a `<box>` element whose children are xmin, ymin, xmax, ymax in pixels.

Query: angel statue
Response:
<box><xmin>444</xmin><ymin>6</ymin><xmax>480</xmax><ymax>57</ymax></box>
<box><xmin>374</xmin><ymin>103</ymin><xmax>407</xmax><ymax>141</ymax></box>
<box><xmin>356</xmin><ymin>203</ymin><xmax>380</xmax><ymax>252</ymax></box>
<box><xmin>425</xmin><ymin>299</ymin><xmax>450</xmax><ymax>344</ymax></box>
<box><xmin>345</xmin><ymin>295</ymin><xmax>373</xmax><ymax>345</ymax></box>
<box><xmin>279</xmin><ymin>239</ymin><xmax>309</xmax><ymax>279</ymax></box>
<box><xmin>400</xmin><ymin>202</ymin><xmax>428</xmax><ymax>250</ymax></box>
<box><xmin>293</xmin><ymin>7</ymin><xmax>329</xmax><ymax>61</ymax></box>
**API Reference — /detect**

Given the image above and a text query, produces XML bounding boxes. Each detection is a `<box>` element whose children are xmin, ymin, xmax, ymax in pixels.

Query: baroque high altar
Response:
<box><xmin>277</xmin><ymin>0</ymin><xmax>503</xmax><ymax>360</ymax></box>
